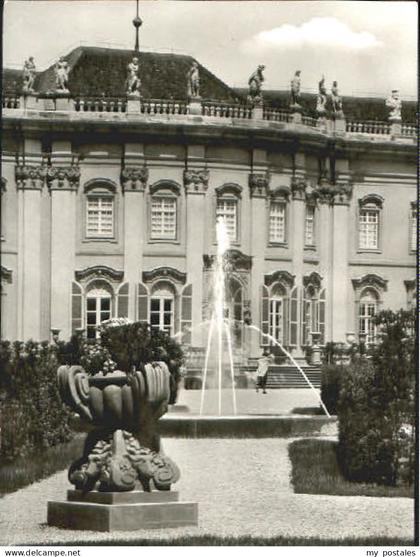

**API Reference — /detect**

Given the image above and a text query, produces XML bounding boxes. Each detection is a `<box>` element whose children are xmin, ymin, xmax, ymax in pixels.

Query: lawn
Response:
<box><xmin>288</xmin><ymin>438</ymin><xmax>414</xmax><ymax>498</ymax></box>
<box><xmin>0</xmin><ymin>435</ymin><xmax>85</xmax><ymax>497</ymax></box>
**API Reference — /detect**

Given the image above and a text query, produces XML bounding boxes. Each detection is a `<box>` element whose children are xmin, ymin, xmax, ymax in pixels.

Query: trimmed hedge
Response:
<box><xmin>320</xmin><ymin>364</ymin><xmax>342</xmax><ymax>415</ymax></box>
<box><xmin>337</xmin><ymin>309</ymin><xmax>415</xmax><ymax>486</ymax></box>
<box><xmin>0</xmin><ymin>340</ymin><xmax>73</xmax><ymax>460</ymax></box>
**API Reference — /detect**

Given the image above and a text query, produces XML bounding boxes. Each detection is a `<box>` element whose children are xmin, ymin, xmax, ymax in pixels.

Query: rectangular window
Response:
<box><xmin>359</xmin><ymin>301</ymin><xmax>377</xmax><ymax>344</ymax></box>
<box><xmin>216</xmin><ymin>198</ymin><xmax>237</xmax><ymax>242</ymax></box>
<box><xmin>86</xmin><ymin>196</ymin><xmax>114</xmax><ymax>237</ymax></box>
<box><xmin>359</xmin><ymin>209</ymin><xmax>379</xmax><ymax>249</ymax></box>
<box><xmin>151</xmin><ymin>197</ymin><xmax>177</xmax><ymax>239</ymax></box>
<box><xmin>410</xmin><ymin>205</ymin><xmax>417</xmax><ymax>252</ymax></box>
<box><xmin>305</xmin><ymin>205</ymin><xmax>315</xmax><ymax>246</ymax></box>
<box><xmin>269</xmin><ymin>201</ymin><xmax>286</xmax><ymax>243</ymax></box>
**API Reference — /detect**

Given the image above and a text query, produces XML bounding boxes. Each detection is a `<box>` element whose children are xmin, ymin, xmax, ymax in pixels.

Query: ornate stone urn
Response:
<box><xmin>48</xmin><ymin>363</ymin><xmax>197</xmax><ymax>531</ymax></box>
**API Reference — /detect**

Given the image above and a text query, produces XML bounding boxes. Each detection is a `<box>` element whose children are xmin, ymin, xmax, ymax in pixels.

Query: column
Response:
<box><xmin>15</xmin><ymin>138</ymin><xmax>45</xmax><ymax>340</ymax></box>
<box><xmin>290</xmin><ymin>152</ymin><xmax>307</xmax><ymax>358</ymax></box>
<box><xmin>331</xmin><ymin>159</ymin><xmax>352</xmax><ymax>343</ymax></box>
<box><xmin>49</xmin><ymin>141</ymin><xmax>80</xmax><ymax>340</ymax></box>
<box><xmin>184</xmin><ymin>146</ymin><xmax>209</xmax><ymax>346</ymax></box>
<box><xmin>121</xmin><ymin>144</ymin><xmax>148</xmax><ymax>321</ymax></box>
<box><xmin>249</xmin><ymin>149</ymin><xmax>269</xmax><ymax>358</ymax></box>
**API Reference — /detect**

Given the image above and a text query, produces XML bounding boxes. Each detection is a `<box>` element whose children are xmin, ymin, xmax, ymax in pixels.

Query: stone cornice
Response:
<box><xmin>46</xmin><ymin>164</ymin><xmax>81</xmax><ymax>191</ymax></box>
<box><xmin>183</xmin><ymin>169</ymin><xmax>209</xmax><ymax>194</ymax></box>
<box><xmin>264</xmin><ymin>270</ymin><xmax>295</xmax><ymax>289</ymax></box>
<box><xmin>15</xmin><ymin>165</ymin><xmax>47</xmax><ymax>190</ymax></box>
<box><xmin>121</xmin><ymin>166</ymin><xmax>148</xmax><ymax>192</ymax></box>
<box><xmin>75</xmin><ymin>265</ymin><xmax>124</xmax><ymax>283</ymax></box>
<box><xmin>142</xmin><ymin>267</ymin><xmax>187</xmax><ymax>285</ymax></box>
<box><xmin>352</xmin><ymin>273</ymin><xmax>388</xmax><ymax>292</ymax></box>
<box><xmin>249</xmin><ymin>172</ymin><xmax>270</xmax><ymax>198</ymax></box>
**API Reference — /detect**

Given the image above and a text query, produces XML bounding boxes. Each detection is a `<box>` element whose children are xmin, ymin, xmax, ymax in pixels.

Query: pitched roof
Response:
<box><xmin>3</xmin><ymin>46</ymin><xmax>241</xmax><ymax>102</ymax></box>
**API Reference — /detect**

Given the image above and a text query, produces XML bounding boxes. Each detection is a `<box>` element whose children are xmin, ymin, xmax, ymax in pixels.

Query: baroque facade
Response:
<box><xmin>1</xmin><ymin>47</ymin><xmax>417</xmax><ymax>361</ymax></box>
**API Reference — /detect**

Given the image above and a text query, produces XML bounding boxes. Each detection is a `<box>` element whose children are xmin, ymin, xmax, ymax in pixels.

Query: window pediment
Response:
<box><xmin>264</xmin><ymin>270</ymin><xmax>295</xmax><ymax>289</ymax></box>
<box><xmin>352</xmin><ymin>273</ymin><xmax>388</xmax><ymax>294</ymax></box>
<box><xmin>215</xmin><ymin>183</ymin><xmax>242</xmax><ymax>198</ymax></box>
<box><xmin>75</xmin><ymin>265</ymin><xmax>124</xmax><ymax>283</ymax></box>
<box><xmin>142</xmin><ymin>266</ymin><xmax>187</xmax><ymax>285</ymax></box>
<box><xmin>149</xmin><ymin>180</ymin><xmax>181</xmax><ymax>196</ymax></box>
<box><xmin>358</xmin><ymin>194</ymin><xmax>384</xmax><ymax>209</ymax></box>
<box><xmin>84</xmin><ymin>179</ymin><xmax>117</xmax><ymax>195</ymax></box>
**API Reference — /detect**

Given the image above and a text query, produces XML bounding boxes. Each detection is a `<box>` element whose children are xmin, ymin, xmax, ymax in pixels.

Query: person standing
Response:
<box><xmin>256</xmin><ymin>349</ymin><xmax>274</xmax><ymax>394</ymax></box>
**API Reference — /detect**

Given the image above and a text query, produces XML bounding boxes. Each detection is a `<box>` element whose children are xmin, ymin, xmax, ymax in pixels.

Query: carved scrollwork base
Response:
<box><xmin>69</xmin><ymin>429</ymin><xmax>180</xmax><ymax>493</ymax></box>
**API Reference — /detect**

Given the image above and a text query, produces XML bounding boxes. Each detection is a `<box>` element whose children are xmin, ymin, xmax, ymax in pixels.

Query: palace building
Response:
<box><xmin>1</xmin><ymin>44</ymin><xmax>417</xmax><ymax>363</ymax></box>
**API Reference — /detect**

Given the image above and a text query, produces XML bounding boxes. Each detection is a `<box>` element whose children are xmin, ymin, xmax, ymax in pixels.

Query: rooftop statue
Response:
<box><xmin>54</xmin><ymin>57</ymin><xmax>70</xmax><ymax>93</ymax></box>
<box><xmin>290</xmin><ymin>70</ymin><xmax>301</xmax><ymax>108</ymax></box>
<box><xmin>22</xmin><ymin>57</ymin><xmax>36</xmax><ymax>94</ymax></box>
<box><xmin>385</xmin><ymin>89</ymin><xmax>402</xmax><ymax>121</ymax></box>
<box><xmin>331</xmin><ymin>80</ymin><xmax>344</xmax><ymax>117</ymax></box>
<box><xmin>316</xmin><ymin>75</ymin><xmax>327</xmax><ymax>115</ymax></box>
<box><xmin>187</xmin><ymin>61</ymin><xmax>200</xmax><ymax>99</ymax></box>
<box><xmin>247</xmin><ymin>64</ymin><xmax>265</xmax><ymax>106</ymax></box>
<box><xmin>126</xmin><ymin>57</ymin><xmax>141</xmax><ymax>97</ymax></box>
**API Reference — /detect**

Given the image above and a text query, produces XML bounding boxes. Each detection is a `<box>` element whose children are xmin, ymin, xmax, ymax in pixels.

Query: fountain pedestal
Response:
<box><xmin>48</xmin><ymin>490</ymin><xmax>197</xmax><ymax>532</ymax></box>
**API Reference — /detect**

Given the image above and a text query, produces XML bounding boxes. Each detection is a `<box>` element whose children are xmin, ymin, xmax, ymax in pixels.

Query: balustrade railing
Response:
<box><xmin>2</xmin><ymin>95</ymin><xmax>20</xmax><ymax>109</ymax></box>
<box><xmin>263</xmin><ymin>107</ymin><xmax>292</xmax><ymax>123</ymax></box>
<box><xmin>141</xmin><ymin>99</ymin><xmax>188</xmax><ymax>115</ymax></box>
<box><xmin>201</xmin><ymin>102</ymin><xmax>252</xmax><ymax>119</ymax></box>
<box><xmin>302</xmin><ymin>115</ymin><xmax>318</xmax><ymax>127</ymax></box>
<box><xmin>74</xmin><ymin>97</ymin><xmax>127</xmax><ymax>113</ymax></box>
<box><xmin>346</xmin><ymin>120</ymin><xmax>390</xmax><ymax>135</ymax></box>
<box><xmin>401</xmin><ymin>123</ymin><xmax>417</xmax><ymax>137</ymax></box>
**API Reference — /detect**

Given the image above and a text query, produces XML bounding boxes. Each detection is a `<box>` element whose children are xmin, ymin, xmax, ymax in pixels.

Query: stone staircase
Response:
<box><xmin>241</xmin><ymin>364</ymin><xmax>322</xmax><ymax>389</ymax></box>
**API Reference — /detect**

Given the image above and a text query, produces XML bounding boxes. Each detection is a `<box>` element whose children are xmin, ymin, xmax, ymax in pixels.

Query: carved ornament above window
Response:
<box><xmin>264</xmin><ymin>270</ymin><xmax>295</xmax><ymax>289</ymax></box>
<box><xmin>75</xmin><ymin>265</ymin><xmax>124</xmax><ymax>283</ymax></box>
<box><xmin>142</xmin><ymin>267</ymin><xmax>187</xmax><ymax>285</ymax></box>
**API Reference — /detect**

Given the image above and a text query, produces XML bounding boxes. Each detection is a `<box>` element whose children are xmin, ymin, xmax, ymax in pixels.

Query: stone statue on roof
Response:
<box><xmin>316</xmin><ymin>75</ymin><xmax>327</xmax><ymax>115</ymax></box>
<box><xmin>331</xmin><ymin>81</ymin><xmax>344</xmax><ymax>117</ymax></box>
<box><xmin>126</xmin><ymin>57</ymin><xmax>141</xmax><ymax>97</ymax></box>
<box><xmin>385</xmin><ymin>89</ymin><xmax>402</xmax><ymax>121</ymax></box>
<box><xmin>247</xmin><ymin>64</ymin><xmax>265</xmax><ymax>106</ymax></box>
<box><xmin>187</xmin><ymin>62</ymin><xmax>200</xmax><ymax>99</ymax></box>
<box><xmin>22</xmin><ymin>57</ymin><xmax>36</xmax><ymax>94</ymax></box>
<box><xmin>290</xmin><ymin>70</ymin><xmax>301</xmax><ymax>108</ymax></box>
<box><xmin>54</xmin><ymin>57</ymin><xmax>70</xmax><ymax>93</ymax></box>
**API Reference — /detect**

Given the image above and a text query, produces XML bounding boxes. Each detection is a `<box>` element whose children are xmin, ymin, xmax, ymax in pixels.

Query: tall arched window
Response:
<box><xmin>269</xmin><ymin>283</ymin><xmax>287</xmax><ymax>345</ymax></box>
<box><xmin>150</xmin><ymin>281</ymin><xmax>175</xmax><ymax>335</ymax></box>
<box><xmin>359</xmin><ymin>288</ymin><xmax>379</xmax><ymax>344</ymax></box>
<box><xmin>149</xmin><ymin>181</ymin><xmax>180</xmax><ymax>241</ymax></box>
<box><xmin>84</xmin><ymin>180</ymin><xmax>117</xmax><ymax>239</ymax></box>
<box><xmin>358</xmin><ymin>195</ymin><xmax>383</xmax><ymax>251</ymax></box>
<box><xmin>215</xmin><ymin>184</ymin><xmax>242</xmax><ymax>243</ymax></box>
<box><xmin>301</xmin><ymin>286</ymin><xmax>325</xmax><ymax>345</ymax></box>
<box><xmin>226</xmin><ymin>277</ymin><xmax>243</xmax><ymax>348</ymax></box>
<box><xmin>85</xmin><ymin>281</ymin><xmax>114</xmax><ymax>339</ymax></box>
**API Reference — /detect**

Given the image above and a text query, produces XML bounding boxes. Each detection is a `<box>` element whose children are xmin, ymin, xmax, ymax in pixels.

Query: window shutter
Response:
<box><xmin>289</xmin><ymin>287</ymin><xmax>298</xmax><ymax>347</ymax></box>
<box><xmin>301</xmin><ymin>288</ymin><xmax>308</xmax><ymax>346</ymax></box>
<box><xmin>137</xmin><ymin>283</ymin><xmax>149</xmax><ymax>323</ymax></box>
<box><xmin>71</xmin><ymin>282</ymin><xmax>83</xmax><ymax>333</ymax></box>
<box><xmin>117</xmin><ymin>283</ymin><xmax>129</xmax><ymax>318</ymax></box>
<box><xmin>261</xmin><ymin>285</ymin><xmax>269</xmax><ymax>346</ymax></box>
<box><xmin>283</xmin><ymin>295</ymin><xmax>290</xmax><ymax>346</ymax></box>
<box><xmin>181</xmin><ymin>284</ymin><xmax>193</xmax><ymax>345</ymax></box>
<box><xmin>319</xmin><ymin>289</ymin><xmax>326</xmax><ymax>344</ymax></box>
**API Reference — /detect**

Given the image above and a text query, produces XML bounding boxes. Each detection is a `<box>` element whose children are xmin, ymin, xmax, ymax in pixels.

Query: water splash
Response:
<box><xmin>199</xmin><ymin>217</ymin><xmax>237</xmax><ymax>416</ymax></box>
<box><xmin>247</xmin><ymin>324</ymin><xmax>331</xmax><ymax>418</ymax></box>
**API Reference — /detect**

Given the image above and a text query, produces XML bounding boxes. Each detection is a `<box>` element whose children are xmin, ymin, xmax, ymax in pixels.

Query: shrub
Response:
<box><xmin>337</xmin><ymin>309</ymin><xmax>415</xmax><ymax>486</ymax></box>
<box><xmin>320</xmin><ymin>364</ymin><xmax>342</xmax><ymax>415</ymax></box>
<box><xmin>0</xmin><ymin>340</ymin><xmax>73</xmax><ymax>461</ymax></box>
<box><xmin>99</xmin><ymin>321</ymin><xmax>184</xmax><ymax>404</ymax></box>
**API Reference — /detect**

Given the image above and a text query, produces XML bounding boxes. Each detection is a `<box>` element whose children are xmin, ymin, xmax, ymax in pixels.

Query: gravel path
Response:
<box><xmin>0</xmin><ymin>438</ymin><xmax>414</xmax><ymax>545</ymax></box>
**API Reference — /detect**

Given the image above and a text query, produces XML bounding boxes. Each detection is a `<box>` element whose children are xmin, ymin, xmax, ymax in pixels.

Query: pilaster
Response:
<box><xmin>15</xmin><ymin>139</ymin><xmax>46</xmax><ymax>339</ymax></box>
<box><xmin>184</xmin><ymin>147</ymin><xmax>208</xmax><ymax>346</ymax></box>
<box><xmin>249</xmin><ymin>149</ymin><xmax>269</xmax><ymax>357</ymax></box>
<box><xmin>122</xmin><ymin>143</ymin><xmax>148</xmax><ymax>321</ymax></box>
<box><xmin>331</xmin><ymin>159</ymin><xmax>352</xmax><ymax>342</ymax></box>
<box><xmin>49</xmin><ymin>140</ymin><xmax>79</xmax><ymax>340</ymax></box>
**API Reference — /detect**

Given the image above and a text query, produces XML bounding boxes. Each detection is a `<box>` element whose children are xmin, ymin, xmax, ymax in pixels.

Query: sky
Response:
<box><xmin>2</xmin><ymin>0</ymin><xmax>418</xmax><ymax>98</ymax></box>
